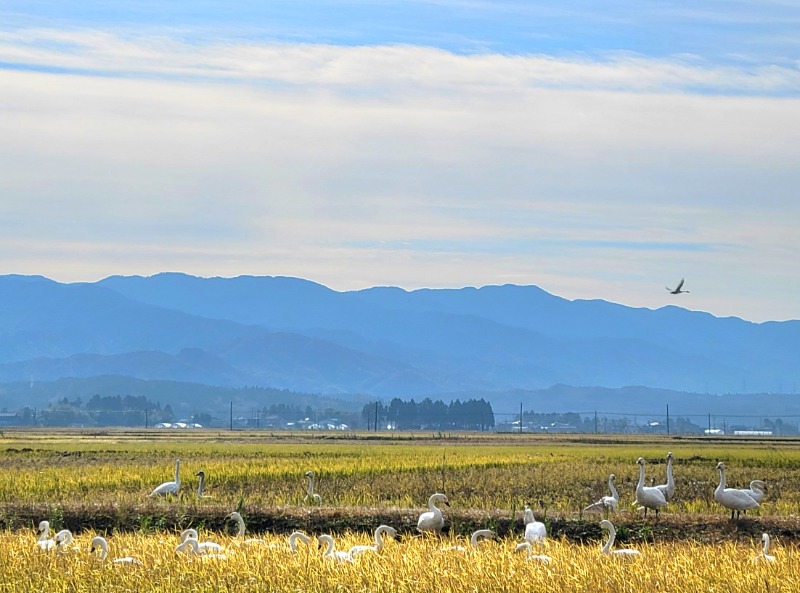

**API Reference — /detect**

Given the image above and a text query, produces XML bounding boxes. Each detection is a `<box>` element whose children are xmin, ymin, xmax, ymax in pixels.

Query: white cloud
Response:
<box><xmin>0</xmin><ymin>31</ymin><xmax>798</xmax><ymax>321</ymax></box>
<box><xmin>1</xmin><ymin>29</ymin><xmax>799</xmax><ymax>94</ymax></box>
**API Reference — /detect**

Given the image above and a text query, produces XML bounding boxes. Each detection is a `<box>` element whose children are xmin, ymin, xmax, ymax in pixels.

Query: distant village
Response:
<box><xmin>495</xmin><ymin>411</ymin><xmax>794</xmax><ymax>436</ymax></box>
<box><xmin>0</xmin><ymin>394</ymin><xmax>793</xmax><ymax>435</ymax></box>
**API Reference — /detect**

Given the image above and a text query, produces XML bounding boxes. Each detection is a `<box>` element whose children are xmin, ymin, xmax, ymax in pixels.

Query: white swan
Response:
<box><xmin>175</xmin><ymin>537</ymin><xmax>227</xmax><ymax>560</ymax></box>
<box><xmin>584</xmin><ymin>475</ymin><xmax>620</xmax><ymax>516</ymax></box>
<box><xmin>288</xmin><ymin>531</ymin><xmax>312</xmax><ymax>553</ymax></box>
<box><xmin>54</xmin><ymin>529</ymin><xmax>74</xmax><ymax>550</ymax></box>
<box><xmin>195</xmin><ymin>471</ymin><xmax>214</xmax><ymax>500</ymax></box>
<box><xmin>318</xmin><ymin>534</ymin><xmax>353</xmax><ymax>562</ymax></box>
<box><xmin>179</xmin><ymin>529</ymin><xmax>224</xmax><ymax>553</ymax></box>
<box><xmin>635</xmin><ymin>457</ymin><xmax>668</xmax><ymax>517</ymax></box>
<box><xmin>524</xmin><ymin>504</ymin><xmax>547</xmax><ymax>544</ymax></box>
<box><xmin>150</xmin><ymin>459</ymin><xmax>181</xmax><ymax>497</ymax></box>
<box><xmin>756</xmin><ymin>533</ymin><xmax>776</xmax><ymax>562</ymax></box>
<box><xmin>514</xmin><ymin>541</ymin><xmax>552</xmax><ymax>563</ymax></box>
<box><xmin>349</xmin><ymin>525</ymin><xmax>397</xmax><ymax>556</ymax></box>
<box><xmin>304</xmin><ymin>471</ymin><xmax>322</xmax><ymax>504</ymax></box>
<box><xmin>227</xmin><ymin>511</ymin><xmax>248</xmax><ymax>538</ymax></box>
<box><xmin>600</xmin><ymin>520</ymin><xmax>641</xmax><ymax>558</ymax></box>
<box><xmin>417</xmin><ymin>493</ymin><xmax>449</xmax><ymax>533</ymax></box>
<box><xmin>469</xmin><ymin>529</ymin><xmax>495</xmax><ymax>548</ymax></box>
<box><xmin>226</xmin><ymin>511</ymin><xmax>268</xmax><ymax>545</ymax></box>
<box><xmin>180</xmin><ymin>528</ymin><xmax>198</xmax><ymax>542</ymax></box>
<box><xmin>740</xmin><ymin>480</ymin><xmax>766</xmax><ymax>504</ymax></box>
<box><xmin>714</xmin><ymin>462</ymin><xmax>759</xmax><ymax>520</ymax></box>
<box><xmin>36</xmin><ymin>520</ymin><xmax>56</xmax><ymax>550</ymax></box>
<box><xmin>90</xmin><ymin>536</ymin><xmax>142</xmax><ymax>565</ymax></box>
<box><xmin>655</xmin><ymin>452</ymin><xmax>675</xmax><ymax>502</ymax></box>
<box><xmin>442</xmin><ymin>529</ymin><xmax>494</xmax><ymax>552</ymax></box>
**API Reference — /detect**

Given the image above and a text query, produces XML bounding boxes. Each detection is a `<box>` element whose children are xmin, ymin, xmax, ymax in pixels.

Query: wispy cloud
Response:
<box><xmin>0</xmin><ymin>29</ymin><xmax>798</xmax><ymax>96</ymax></box>
<box><xmin>0</xmin><ymin>20</ymin><xmax>798</xmax><ymax>321</ymax></box>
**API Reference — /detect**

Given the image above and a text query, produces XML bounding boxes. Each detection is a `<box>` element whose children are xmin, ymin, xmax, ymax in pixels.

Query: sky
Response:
<box><xmin>1</xmin><ymin>1</ymin><xmax>798</xmax><ymax>322</ymax></box>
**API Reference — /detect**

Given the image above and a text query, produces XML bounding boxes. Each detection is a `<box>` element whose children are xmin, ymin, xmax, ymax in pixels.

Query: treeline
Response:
<box><xmin>16</xmin><ymin>395</ymin><xmax>175</xmax><ymax>427</ymax></box>
<box><xmin>361</xmin><ymin>398</ymin><xmax>495</xmax><ymax>430</ymax></box>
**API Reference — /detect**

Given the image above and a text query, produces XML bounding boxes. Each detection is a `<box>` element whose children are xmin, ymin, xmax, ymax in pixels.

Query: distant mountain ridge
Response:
<box><xmin>0</xmin><ymin>273</ymin><xmax>796</xmax><ymax>410</ymax></box>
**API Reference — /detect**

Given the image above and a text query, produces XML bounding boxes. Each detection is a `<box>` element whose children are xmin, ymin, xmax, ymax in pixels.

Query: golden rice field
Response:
<box><xmin>1</xmin><ymin>429</ymin><xmax>799</xmax><ymax>592</ymax></box>
<box><xmin>1</xmin><ymin>528</ymin><xmax>797</xmax><ymax>593</ymax></box>
<box><xmin>1</xmin><ymin>428</ymin><xmax>799</xmax><ymax>518</ymax></box>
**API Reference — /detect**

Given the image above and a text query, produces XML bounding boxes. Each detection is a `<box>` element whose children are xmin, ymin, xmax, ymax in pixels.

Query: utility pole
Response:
<box><xmin>145</xmin><ymin>408</ymin><xmax>148</xmax><ymax>429</ymax></box>
<box><xmin>666</xmin><ymin>404</ymin><xmax>670</xmax><ymax>436</ymax></box>
<box><xmin>594</xmin><ymin>410</ymin><xmax>598</xmax><ymax>434</ymax></box>
<box><xmin>230</xmin><ymin>401</ymin><xmax>233</xmax><ymax>431</ymax></box>
<box><xmin>519</xmin><ymin>403</ymin><xmax>523</xmax><ymax>434</ymax></box>
<box><xmin>375</xmin><ymin>402</ymin><xmax>379</xmax><ymax>432</ymax></box>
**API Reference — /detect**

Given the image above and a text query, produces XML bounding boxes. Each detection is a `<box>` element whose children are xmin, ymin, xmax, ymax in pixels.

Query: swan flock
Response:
<box><xmin>32</xmin><ymin>453</ymin><xmax>774</xmax><ymax>568</ymax></box>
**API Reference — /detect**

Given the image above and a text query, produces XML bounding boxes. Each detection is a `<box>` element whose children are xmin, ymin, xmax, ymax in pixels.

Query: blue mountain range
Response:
<box><xmin>0</xmin><ymin>273</ymin><xmax>797</xmax><ymax>412</ymax></box>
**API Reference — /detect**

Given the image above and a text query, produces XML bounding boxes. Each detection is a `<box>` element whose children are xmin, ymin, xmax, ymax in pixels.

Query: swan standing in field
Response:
<box><xmin>226</xmin><ymin>511</ymin><xmax>267</xmax><ymax>545</ymax></box>
<box><xmin>195</xmin><ymin>471</ymin><xmax>214</xmax><ymax>500</ymax></box>
<box><xmin>36</xmin><ymin>520</ymin><xmax>56</xmax><ymax>550</ymax></box>
<box><xmin>740</xmin><ymin>480</ymin><xmax>766</xmax><ymax>504</ymax></box>
<box><xmin>738</xmin><ymin>480</ymin><xmax>766</xmax><ymax>516</ymax></box>
<box><xmin>417</xmin><ymin>493</ymin><xmax>449</xmax><ymax>533</ymax></box>
<box><xmin>304</xmin><ymin>471</ymin><xmax>322</xmax><ymax>504</ymax></box>
<box><xmin>54</xmin><ymin>529</ymin><xmax>75</xmax><ymax>550</ymax></box>
<box><xmin>288</xmin><ymin>531</ymin><xmax>312</xmax><ymax>553</ymax></box>
<box><xmin>635</xmin><ymin>457</ymin><xmax>668</xmax><ymax>517</ymax></box>
<box><xmin>442</xmin><ymin>529</ymin><xmax>494</xmax><ymax>552</ymax></box>
<box><xmin>227</xmin><ymin>511</ymin><xmax>249</xmax><ymax>538</ymax></box>
<box><xmin>318</xmin><ymin>534</ymin><xmax>353</xmax><ymax>562</ymax></box>
<box><xmin>655</xmin><ymin>452</ymin><xmax>675</xmax><ymax>502</ymax></box>
<box><xmin>514</xmin><ymin>541</ymin><xmax>552</xmax><ymax>563</ymax></box>
<box><xmin>714</xmin><ymin>462</ymin><xmax>759</xmax><ymax>520</ymax></box>
<box><xmin>349</xmin><ymin>525</ymin><xmax>397</xmax><ymax>556</ymax></box>
<box><xmin>600</xmin><ymin>520</ymin><xmax>641</xmax><ymax>558</ymax></box>
<box><xmin>523</xmin><ymin>504</ymin><xmax>547</xmax><ymax>545</ymax></box>
<box><xmin>180</xmin><ymin>529</ymin><xmax>224</xmax><ymax>553</ymax></box>
<box><xmin>90</xmin><ymin>536</ymin><xmax>142</xmax><ymax>565</ymax></box>
<box><xmin>150</xmin><ymin>459</ymin><xmax>181</xmax><ymax>497</ymax></box>
<box><xmin>756</xmin><ymin>533</ymin><xmax>776</xmax><ymax>562</ymax></box>
<box><xmin>175</xmin><ymin>537</ymin><xmax>227</xmax><ymax>560</ymax></box>
<box><xmin>584</xmin><ymin>475</ymin><xmax>620</xmax><ymax>517</ymax></box>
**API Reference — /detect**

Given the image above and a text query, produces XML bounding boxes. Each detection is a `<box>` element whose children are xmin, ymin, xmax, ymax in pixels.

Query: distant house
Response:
<box><xmin>497</xmin><ymin>420</ymin><xmax>529</xmax><ymax>432</ymax></box>
<box><xmin>154</xmin><ymin>422</ymin><xmax>202</xmax><ymax>429</ymax></box>
<box><xmin>0</xmin><ymin>412</ymin><xmax>18</xmax><ymax>426</ymax></box>
<box><xmin>639</xmin><ymin>421</ymin><xmax>666</xmax><ymax>434</ymax></box>
<box><xmin>305</xmin><ymin>420</ymin><xmax>349</xmax><ymax>431</ymax></box>
<box><xmin>541</xmin><ymin>422</ymin><xmax>578</xmax><ymax>433</ymax></box>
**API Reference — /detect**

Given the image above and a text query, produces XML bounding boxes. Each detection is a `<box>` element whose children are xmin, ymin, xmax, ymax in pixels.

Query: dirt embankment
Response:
<box><xmin>4</xmin><ymin>503</ymin><xmax>799</xmax><ymax>544</ymax></box>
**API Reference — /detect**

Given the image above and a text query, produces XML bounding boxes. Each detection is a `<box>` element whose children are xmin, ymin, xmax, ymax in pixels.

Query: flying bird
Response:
<box><xmin>666</xmin><ymin>279</ymin><xmax>689</xmax><ymax>294</ymax></box>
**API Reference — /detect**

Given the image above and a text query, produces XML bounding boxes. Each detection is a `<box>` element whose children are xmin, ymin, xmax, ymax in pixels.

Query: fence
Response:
<box><xmin>8</xmin><ymin>403</ymin><xmax>800</xmax><ymax>436</ymax></box>
<box><xmin>493</xmin><ymin>405</ymin><xmax>800</xmax><ymax>436</ymax></box>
